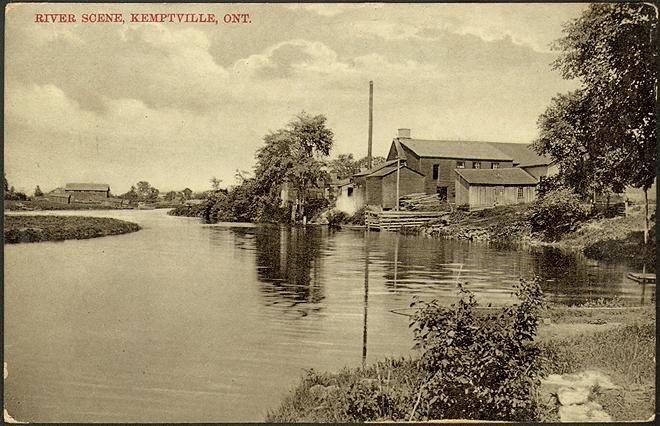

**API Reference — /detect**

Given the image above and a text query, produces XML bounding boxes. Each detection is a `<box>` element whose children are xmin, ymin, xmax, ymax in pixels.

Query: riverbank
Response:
<box><xmin>418</xmin><ymin>204</ymin><xmax>655</xmax><ymax>270</ymax></box>
<box><xmin>267</xmin><ymin>304</ymin><xmax>655</xmax><ymax>422</ymax></box>
<box><xmin>4</xmin><ymin>215</ymin><xmax>141</xmax><ymax>243</ymax></box>
<box><xmin>5</xmin><ymin>199</ymin><xmax>128</xmax><ymax>211</ymax></box>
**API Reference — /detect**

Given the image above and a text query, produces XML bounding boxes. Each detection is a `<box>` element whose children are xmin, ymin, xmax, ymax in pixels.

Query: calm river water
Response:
<box><xmin>3</xmin><ymin>209</ymin><xmax>649</xmax><ymax>422</ymax></box>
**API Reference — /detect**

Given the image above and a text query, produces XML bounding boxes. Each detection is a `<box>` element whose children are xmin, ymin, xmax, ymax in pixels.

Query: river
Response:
<box><xmin>3</xmin><ymin>209</ymin><xmax>650</xmax><ymax>422</ymax></box>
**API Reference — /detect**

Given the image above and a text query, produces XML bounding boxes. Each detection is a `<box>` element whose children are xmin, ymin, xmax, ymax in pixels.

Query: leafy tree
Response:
<box><xmin>537</xmin><ymin>3</ymin><xmax>656</xmax><ymax>240</ymax></box>
<box><xmin>255</xmin><ymin>112</ymin><xmax>334</xmax><ymax>223</ymax></box>
<box><xmin>135</xmin><ymin>181</ymin><xmax>159</xmax><ymax>201</ymax></box>
<box><xmin>34</xmin><ymin>186</ymin><xmax>43</xmax><ymax>197</ymax></box>
<box><xmin>356</xmin><ymin>155</ymin><xmax>386</xmax><ymax>171</ymax></box>
<box><xmin>182</xmin><ymin>188</ymin><xmax>193</xmax><ymax>200</ymax></box>
<box><xmin>4</xmin><ymin>174</ymin><xmax>8</xmax><ymax>193</ymax></box>
<box><xmin>119</xmin><ymin>186</ymin><xmax>139</xmax><ymax>201</ymax></box>
<box><xmin>329</xmin><ymin>154</ymin><xmax>361</xmax><ymax>180</ymax></box>
<box><xmin>210</xmin><ymin>177</ymin><xmax>223</xmax><ymax>191</ymax></box>
<box><xmin>164</xmin><ymin>191</ymin><xmax>178</xmax><ymax>201</ymax></box>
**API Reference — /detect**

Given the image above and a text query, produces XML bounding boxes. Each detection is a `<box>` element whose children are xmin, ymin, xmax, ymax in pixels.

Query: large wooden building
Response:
<box><xmin>385</xmin><ymin>129</ymin><xmax>553</xmax><ymax>203</ymax></box>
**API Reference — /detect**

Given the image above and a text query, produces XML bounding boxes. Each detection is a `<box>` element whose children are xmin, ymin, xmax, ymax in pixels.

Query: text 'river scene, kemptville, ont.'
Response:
<box><xmin>3</xmin><ymin>2</ymin><xmax>656</xmax><ymax>423</ymax></box>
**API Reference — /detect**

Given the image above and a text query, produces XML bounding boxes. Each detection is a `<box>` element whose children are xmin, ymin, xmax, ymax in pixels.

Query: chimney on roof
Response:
<box><xmin>397</xmin><ymin>128</ymin><xmax>411</xmax><ymax>138</ymax></box>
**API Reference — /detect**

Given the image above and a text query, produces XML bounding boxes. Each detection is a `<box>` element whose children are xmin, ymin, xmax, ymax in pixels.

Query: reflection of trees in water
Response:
<box><xmin>250</xmin><ymin>225</ymin><xmax>325</xmax><ymax>314</ymax></box>
<box><xmin>530</xmin><ymin>246</ymin><xmax>628</xmax><ymax>305</ymax></box>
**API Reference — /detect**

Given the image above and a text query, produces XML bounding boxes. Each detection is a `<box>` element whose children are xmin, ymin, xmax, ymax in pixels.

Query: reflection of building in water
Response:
<box><xmin>251</xmin><ymin>225</ymin><xmax>326</xmax><ymax>313</ymax></box>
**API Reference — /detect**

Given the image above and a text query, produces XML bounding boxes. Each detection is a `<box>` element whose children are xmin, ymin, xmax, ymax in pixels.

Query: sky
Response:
<box><xmin>4</xmin><ymin>3</ymin><xmax>587</xmax><ymax>194</ymax></box>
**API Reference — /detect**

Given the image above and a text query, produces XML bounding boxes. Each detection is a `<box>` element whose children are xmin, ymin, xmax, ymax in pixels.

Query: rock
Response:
<box><xmin>308</xmin><ymin>384</ymin><xmax>327</xmax><ymax>398</ymax></box>
<box><xmin>559</xmin><ymin>401</ymin><xmax>612</xmax><ymax>422</ymax></box>
<box><xmin>542</xmin><ymin>370</ymin><xmax>619</xmax><ymax>391</ymax></box>
<box><xmin>557</xmin><ymin>387</ymin><xmax>590</xmax><ymax>405</ymax></box>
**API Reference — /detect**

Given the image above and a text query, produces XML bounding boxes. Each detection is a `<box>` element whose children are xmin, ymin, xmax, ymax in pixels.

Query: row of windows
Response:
<box><xmin>433</xmin><ymin>162</ymin><xmax>501</xmax><ymax>179</ymax></box>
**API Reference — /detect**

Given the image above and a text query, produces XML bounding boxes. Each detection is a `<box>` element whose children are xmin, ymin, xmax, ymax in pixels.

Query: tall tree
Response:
<box><xmin>34</xmin><ymin>186</ymin><xmax>43</xmax><ymax>197</ymax></box>
<box><xmin>255</xmin><ymin>112</ymin><xmax>334</xmax><ymax>223</ymax></box>
<box><xmin>536</xmin><ymin>3</ymin><xmax>657</xmax><ymax>240</ymax></box>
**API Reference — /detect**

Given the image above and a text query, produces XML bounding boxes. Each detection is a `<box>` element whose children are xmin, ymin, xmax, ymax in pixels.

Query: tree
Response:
<box><xmin>210</xmin><ymin>177</ymin><xmax>223</xmax><ymax>191</ymax></box>
<box><xmin>4</xmin><ymin>174</ymin><xmax>8</xmax><ymax>193</ymax></box>
<box><xmin>34</xmin><ymin>186</ymin><xmax>43</xmax><ymax>197</ymax></box>
<box><xmin>182</xmin><ymin>188</ymin><xmax>193</xmax><ymax>200</ymax></box>
<box><xmin>328</xmin><ymin>154</ymin><xmax>387</xmax><ymax>180</ymax></box>
<box><xmin>255</xmin><ymin>112</ymin><xmax>334</xmax><ymax>223</ymax></box>
<box><xmin>329</xmin><ymin>153</ymin><xmax>360</xmax><ymax>180</ymax></box>
<box><xmin>536</xmin><ymin>3</ymin><xmax>657</xmax><ymax>241</ymax></box>
<box><xmin>119</xmin><ymin>186</ymin><xmax>139</xmax><ymax>201</ymax></box>
<box><xmin>135</xmin><ymin>181</ymin><xmax>159</xmax><ymax>201</ymax></box>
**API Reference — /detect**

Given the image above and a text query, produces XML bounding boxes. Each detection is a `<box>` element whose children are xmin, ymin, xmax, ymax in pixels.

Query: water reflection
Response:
<box><xmin>228</xmin><ymin>225</ymin><xmax>327</xmax><ymax>316</ymax></box>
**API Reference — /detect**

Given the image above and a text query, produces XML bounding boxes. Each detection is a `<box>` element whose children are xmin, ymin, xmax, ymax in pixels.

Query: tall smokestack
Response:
<box><xmin>368</xmin><ymin>81</ymin><xmax>373</xmax><ymax>170</ymax></box>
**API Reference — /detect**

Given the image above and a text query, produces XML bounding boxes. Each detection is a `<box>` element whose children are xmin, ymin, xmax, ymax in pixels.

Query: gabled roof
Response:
<box><xmin>65</xmin><ymin>183</ymin><xmax>110</xmax><ymax>191</ymax></box>
<box><xmin>353</xmin><ymin>159</ymin><xmax>400</xmax><ymax>177</ymax></box>
<box><xmin>366</xmin><ymin>164</ymin><xmax>424</xmax><ymax>178</ymax></box>
<box><xmin>485</xmin><ymin>142</ymin><xmax>551</xmax><ymax>167</ymax></box>
<box><xmin>397</xmin><ymin>138</ymin><xmax>513</xmax><ymax>161</ymax></box>
<box><xmin>455</xmin><ymin>168</ymin><xmax>538</xmax><ymax>186</ymax></box>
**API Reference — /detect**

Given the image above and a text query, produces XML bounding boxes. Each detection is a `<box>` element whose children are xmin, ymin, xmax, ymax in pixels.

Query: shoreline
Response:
<box><xmin>4</xmin><ymin>215</ymin><xmax>141</xmax><ymax>244</ymax></box>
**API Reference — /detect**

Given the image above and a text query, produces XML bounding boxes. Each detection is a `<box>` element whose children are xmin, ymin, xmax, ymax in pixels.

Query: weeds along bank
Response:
<box><xmin>267</xmin><ymin>280</ymin><xmax>656</xmax><ymax>422</ymax></box>
<box><xmin>417</xmin><ymin>190</ymin><xmax>655</xmax><ymax>271</ymax></box>
<box><xmin>4</xmin><ymin>215</ymin><xmax>140</xmax><ymax>243</ymax></box>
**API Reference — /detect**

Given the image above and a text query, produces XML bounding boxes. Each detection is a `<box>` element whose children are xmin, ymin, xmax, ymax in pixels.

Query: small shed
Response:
<box><xmin>455</xmin><ymin>168</ymin><xmax>537</xmax><ymax>210</ymax></box>
<box><xmin>364</xmin><ymin>163</ymin><xmax>425</xmax><ymax>209</ymax></box>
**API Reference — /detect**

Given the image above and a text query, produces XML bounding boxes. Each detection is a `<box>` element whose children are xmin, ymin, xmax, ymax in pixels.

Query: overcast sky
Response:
<box><xmin>5</xmin><ymin>3</ymin><xmax>586</xmax><ymax>194</ymax></box>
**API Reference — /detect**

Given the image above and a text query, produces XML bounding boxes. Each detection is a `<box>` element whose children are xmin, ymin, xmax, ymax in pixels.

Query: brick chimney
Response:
<box><xmin>397</xmin><ymin>128</ymin><xmax>411</xmax><ymax>138</ymax></box>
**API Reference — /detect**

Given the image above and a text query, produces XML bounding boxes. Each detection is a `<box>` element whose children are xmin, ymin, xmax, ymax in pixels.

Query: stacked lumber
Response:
<box><xmin>399</xmin><ymin>193</ymin><xmax>450</xmax><ymax>211</ymax></box>
<box><xmin>365</xmin><ymin>210</ymin><xmax>449</xmax><ymax>231</ymax></box>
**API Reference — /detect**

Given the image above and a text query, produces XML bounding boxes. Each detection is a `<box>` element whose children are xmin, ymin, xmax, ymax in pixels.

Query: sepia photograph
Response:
<box><xmin>3</xmin><ymin>2</ymin><xmax>656</xmax><ymax>423</ymax></box>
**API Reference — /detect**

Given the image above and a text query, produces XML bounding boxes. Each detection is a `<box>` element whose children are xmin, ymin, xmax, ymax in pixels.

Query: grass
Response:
<box><xmin>539</xmin><ymin>320</ymin><xmax>655</xmax><ymax>421</ymax></box>
<box><xmin>4</xmin><ymin>215</ymin><xmax>140</xmax><ymax>243</ymax></box>
<box><xmin>267</xmin><ymin>305</ymin><xmax>655</xmax><ymax>422</ymax></box>
<box><xmin>266</xmin><ymin>358</ymin><xmax>425</xmax><ymax>423</ymax></box>
<box><xmin>5</xmin><ymin>199</ymin><xmax>128</xmax><ymax>211</ymax></box>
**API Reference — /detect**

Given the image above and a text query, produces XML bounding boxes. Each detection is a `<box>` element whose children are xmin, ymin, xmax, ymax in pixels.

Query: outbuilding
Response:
<box><xmin>454</xmin><ymin>168</ymin><xmax>538</xmax><ymax>210</ymax></box>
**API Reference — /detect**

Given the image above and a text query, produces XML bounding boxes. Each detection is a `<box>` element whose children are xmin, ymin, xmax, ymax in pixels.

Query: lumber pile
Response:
<box><xmin>399</xmin><ymin>193</ymin><xmax>450</xmax><ymax>211</ymax></box>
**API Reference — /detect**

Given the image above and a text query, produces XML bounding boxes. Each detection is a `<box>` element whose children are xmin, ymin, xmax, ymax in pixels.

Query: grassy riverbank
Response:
<box><xmin>419</xmin><ymin>204</ymin><xmax>655</xmax><ymax>270</ymax></box>
<box><xmin>4</xmin><ymin>215</ymin><xmax>140</xmax><ymax>243</ymax></box>
<box><xmin>5</xmin><ymin>199</ymin><xmax>128</xmax><ymax>211</ymax></box>
<box><xmin>267</xmin><ymin>304</ymin><xmax>655</xmax><ymax>422</ymax></box>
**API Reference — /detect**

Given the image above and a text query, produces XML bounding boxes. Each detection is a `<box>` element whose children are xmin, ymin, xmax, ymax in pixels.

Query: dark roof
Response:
<box><xmin>65</xmin><ymin>183</ymin><xmax>110</xmax><ymax>191</ymax></box>
<box><xmin>366</xmin><ymin>164</ymin><xmax>424</xmax><ymax>178</ymax></box>
<box><xmin>353</xmin><ymin>159</ymin><xmax>400</xmax><ymax>177</ymax></box>
<box><xmin>398</xmin><ymin>138</ymin><xmax>513</xmax><ymax>161</ymax></box>
<box><xmin>393</xmin><ymin>138</ymin><xmax>552</xmax><ymax>166</ymax></box>
<box><xmin>485</xmin><ymin>142</ymin><xmax>551</xmax><ymax>167</ymax></box>
<box><xmin>455</xmin><ymin>168</ymin><xmax>538</xmax><ymax>185</ymax></box>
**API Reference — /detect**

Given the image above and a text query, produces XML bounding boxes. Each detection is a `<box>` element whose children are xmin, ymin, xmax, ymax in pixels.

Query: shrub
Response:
<box><xmin>349</xmin><ymin>206</ymin><xmax>369</xmax><ymax>225</ymax></box>
<box><xmin>529</xmin><ymin>189</ymin><xmax>590</xmax><ymax>241</ymax></box>
<box><xmin>326</xmin><ymin>209</ymin><xmax>350</xmax><ymax>229</ymax></box>
<box><xmin>408</xmin><ymin>278</ymin><xmax>545</xmax><ymax>421</ymax></box>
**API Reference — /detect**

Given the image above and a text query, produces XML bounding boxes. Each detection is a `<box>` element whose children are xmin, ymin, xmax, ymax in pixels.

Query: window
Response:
<box><xmin>347</xmin><ymin>187</ymin><xmax>353</xmax><ymax>197</ymax></box>
<box><xmin>517</xmin><ymin>187</ymin><xmax>524</xmax><ymax>199</ymax></box>
<box><xmin>437</xmin><ymin>186</ymin><xmax>448</xmax><ymax>200</ymax></box>
<box><xmin>473</xmin><ymin>162</ymin><xmax>481</xmax><ymax>169</ymax></box>
<box><xmin>491</xmin><ymin>162</ymin><xmax>500</xmax><ymax>169</ymax></box>
<box><xmin>456</xmin><ymin>161</ymin><xmax>465</xmax><ymax>169</ymax></box>
<box><xmin>432</xmin><ymin>164</ymin><xmax>439</xmax><ymax>180</ymax></box>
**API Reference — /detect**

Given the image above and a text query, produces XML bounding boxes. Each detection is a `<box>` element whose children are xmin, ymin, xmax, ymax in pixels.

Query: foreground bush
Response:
<box><xmin>268</xmin><ymin>278</ymin><xmax>546</xmax><ymax>422</ymax></box>
<box><xmin>529</xmin><ymin>189</ymin><xmax>590</xmax><ymax>241</ymax></box>
<box><xmin>409</xmin><ymin>278</ymin><xmax>544</xmax><ymax>421</ymax></box>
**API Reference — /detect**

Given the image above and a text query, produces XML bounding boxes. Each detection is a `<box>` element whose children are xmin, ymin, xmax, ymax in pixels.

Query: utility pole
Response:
<box><xmin>368</xmin><ymin>81</ymin><xmax>373</xmax><ymax>170</ymax></box>
<box><xmin>395</xmin><ymin>156</ymin><xmax>400</xmax><ymax>211</ymax></box>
